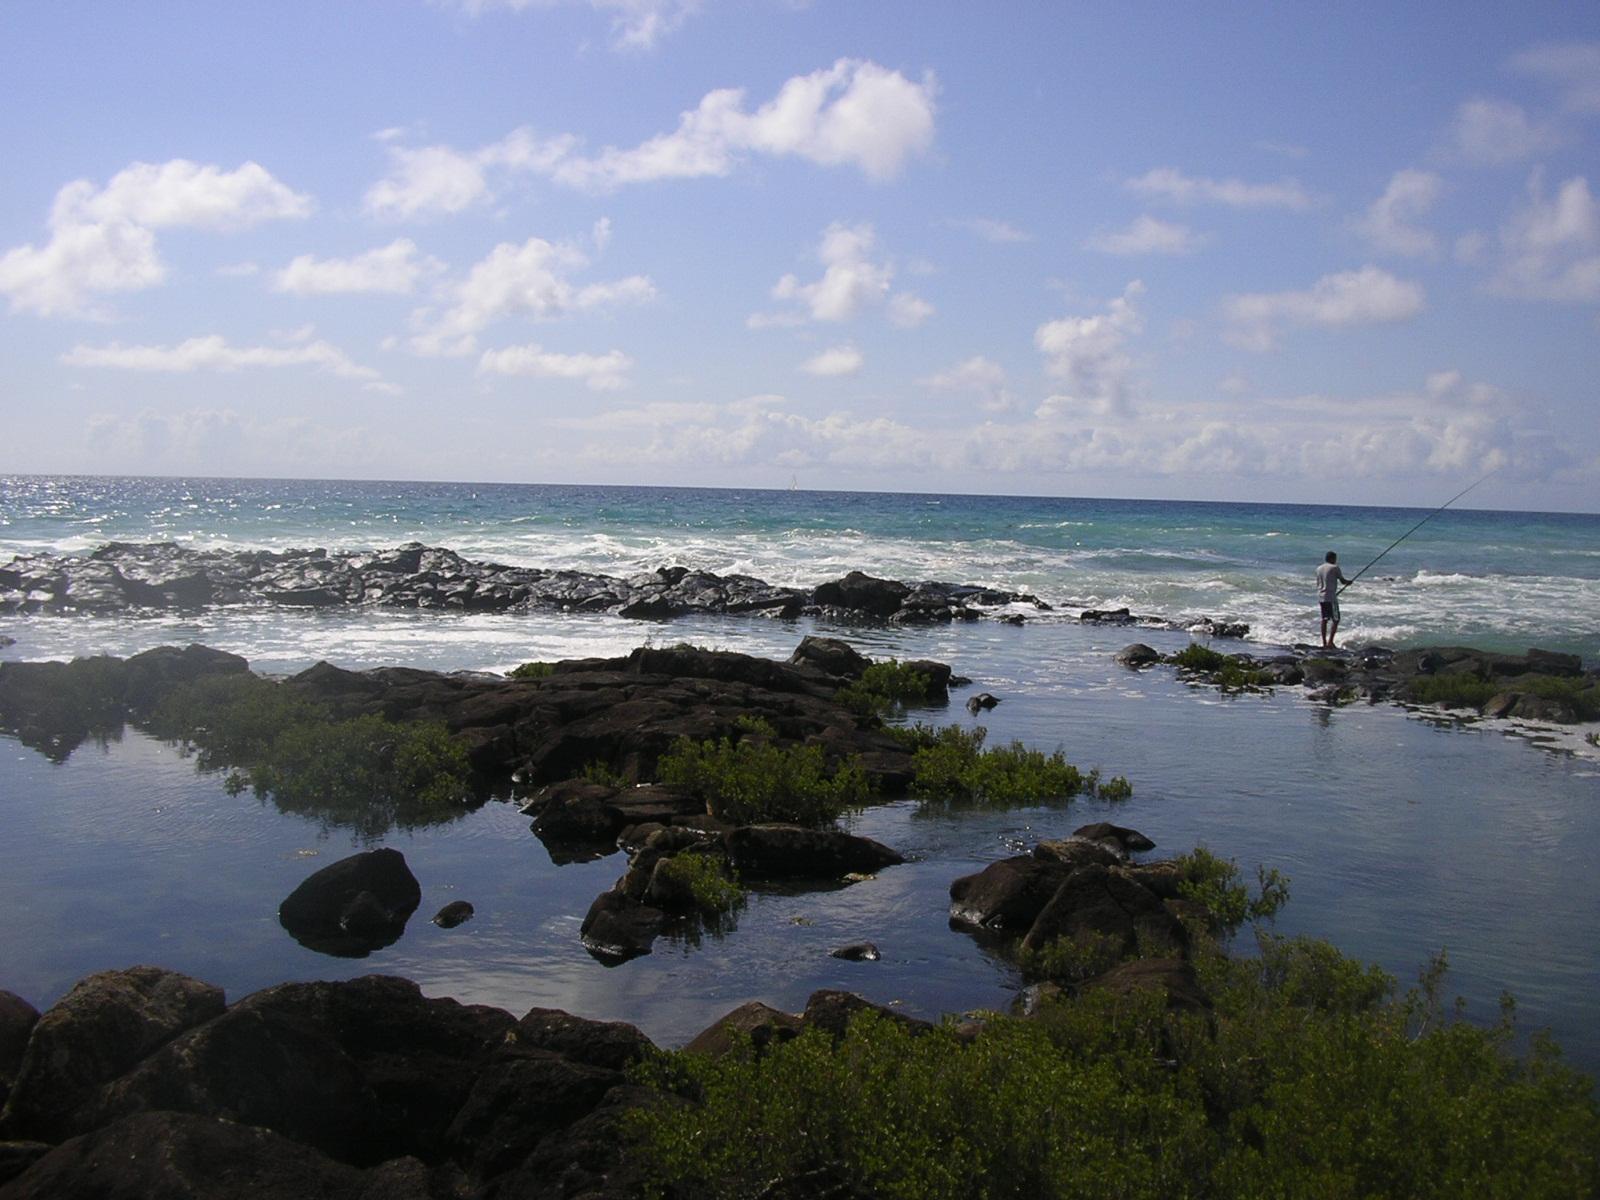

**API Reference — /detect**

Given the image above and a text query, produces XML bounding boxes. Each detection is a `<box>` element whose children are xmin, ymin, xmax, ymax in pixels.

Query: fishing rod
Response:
<box><xmin>1340</xmin><ymin>470</ymin><xmax>1496</xmax><ymax>593</ymax></box>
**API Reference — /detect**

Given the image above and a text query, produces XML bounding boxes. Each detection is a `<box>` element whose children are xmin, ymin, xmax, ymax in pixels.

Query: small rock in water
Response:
<box><xmin>432</xmin><ymin>900</ymin><xmax>475</xmax><ymax>928</ymax></box>
<box><xmin>966</xmin><ymin>692</ymin><xmax>1000</xmax><ymax>713</ymax></box>
<box><xmin>830</xmin><ymin>943</ymin><xmax>881</xmax><ymax>962</ymax></box>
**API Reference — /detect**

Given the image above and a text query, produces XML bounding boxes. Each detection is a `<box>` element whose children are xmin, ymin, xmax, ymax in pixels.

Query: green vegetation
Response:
<box><xmin>508</xmin><ymin>660</ymin><xmax>555</xmax><ymax>679</ymax></box>
<box><xmin>1019</xmin><ymin>928</ymin><xmax>1127</xmax><ymax>984</ymax></box>
<box><xmin>1406</xmin><ymin>671</ymin><xmax>1600</xmax><ymax>719</ymax></box>
<box><xmin>1096</xmin><ymin>774</ymin><xmax>1133</xmax><ymax>801</ymax></box>
<box><xmin>1404</xmin><ymin>673</ymin><xmax>1499</xmax><ymax>710</ymax></box>
<box><xmin>901</xmin><ymin>724</ymin><xmax>1087</xmax><ymax>808</ymax></box>
<box><xmin>1169</xmin><ymin>643</ymin><xmax>1274</xmax><ymax>691</ymax></box>
<box><xmin>628</xmin><ymin>932</ymin><xmax>1600</xmax><ymax>1200</ymax></box>
<box><xmin>837</xmin><ymin>659</ymin><xmax>938</xmax><ymax>714</ymax></box>
<box><xmin>579</xmin><ymin>760</ymin><xmax>627</xmax><ymax>788</ymax></box>
<box><xmin>148</xmin><ymin>674</ymin><xmax>473</xmax><ymax>837</ymax></box>
<box><xmin>1175</xmin><ymin>845</ymin><xmax>1291</xmax><ymax>938</ymax></box>
<box><xmin>657</xmin><ymin>735</ymin><xmax>869</xmax><ymax>827</ymax></box>
<box><xmin>655</xmin><ymin>851</ymin><xmax>746</xmax><ymax>914</ymax></box>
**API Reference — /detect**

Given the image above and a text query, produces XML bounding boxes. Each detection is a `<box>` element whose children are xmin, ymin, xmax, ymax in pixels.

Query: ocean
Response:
<box><xmin>2</xmin><ymin>475</ymin><xmax>1598</xmax><ymax>1070</ymax></box>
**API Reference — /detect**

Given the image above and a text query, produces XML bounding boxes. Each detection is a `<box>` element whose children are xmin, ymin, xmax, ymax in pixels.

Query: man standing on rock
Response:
<box><xmin>1316</xmin><ymin>551</ymin><xmax>1353</xmax><ymax>649</ymax></box>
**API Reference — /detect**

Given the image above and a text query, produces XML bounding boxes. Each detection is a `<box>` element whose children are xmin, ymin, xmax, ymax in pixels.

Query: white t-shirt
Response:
<box><xmin>1316</xmin><ymin>561</ymin><xmax>1348</xmax><ymax>602</ymax></box>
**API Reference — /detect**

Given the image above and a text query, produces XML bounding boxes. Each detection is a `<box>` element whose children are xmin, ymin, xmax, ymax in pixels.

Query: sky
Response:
<box><xmin>2</xmin><ymin>2</ymin><xmax>1598</xmax><ymax>511</ymax></box>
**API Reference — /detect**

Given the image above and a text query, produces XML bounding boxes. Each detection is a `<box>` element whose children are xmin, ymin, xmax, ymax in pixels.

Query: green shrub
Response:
<box><xmin>733</xmin><ymin>714</ymin><xmax>776</xmax><ymax>737</ymax></box>
<box><xmin>148</xmin><ymin>674</ymin><xmax>473</xmax><ymax>837</ymax></box>
<box><xmin>1019</xmin><ymin>928</ymin><xmax>1127</xmax><ymax>984</ymax></box>
<box><xmin>837</xmin><ymin>659</ymin><xmax>938</xmax><ymax>714</ymax></box>
<box><xmin>1169</xmin><ymin>643</ymin><xmax>1229</xmax><ymax>672</ymax></box>
<box><xmin>1515</xmin><ymin>674</ymin><xmax>1600</xmax><ymax>719</ymax></box>
<box><xmin>657</xmin><ymin>736</ymin><xmax>869</xmax><ymax>827</ymax></box>
<box><xmin>908</xmin><ymin>725</ymin><xmax>1087</xmax><ymax>808</ymax></box>
<box><xmin>508</xmin><ymin>660</ymin><xmax>555</xmax><ymax>679</ymax></box>
<box><xmin>655</xmin><ymin>851</ymin><xmax>745</xmax><ymax>914</ymax></box>
<box><xmin>1096</xmin><ymin>774</ymin><xmax>1133</xmax><ymax>801</ymax></box>
<box><xmin>1405</xmin><ymin>673</ymin><xmax>1499</xmax><ymax>710</ymax></box>
<box><xmin>629</xmin><ymin>941</ymin><xmax>1600</xmax><ymax>1200</ymax></box>
<box><xmin>1175</xmin><ymin>846</ymin><xmax>1290</xmax><ymax>938</ymax></box>
<box><xmin>883</xmin><ymin>721</ymin><xmax>981</xmax><ymax>754</ymax></box>
<box><xmin>579</xmin><ymin>760</ymin><xmax>627</xmax><ymax>787</ymax></box>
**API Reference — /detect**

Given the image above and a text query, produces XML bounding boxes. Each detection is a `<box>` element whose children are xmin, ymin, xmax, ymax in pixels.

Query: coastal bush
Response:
<box><xmin>882</xmin><ymin>721</ymin><xmax>979</xmax><ymax>754</ymax></box>
<box><xmin>629</xmin><ymin>938</ymin><xmax>1600</xmax><ymax>1200</ymax></box>
<box><xmin>1019</xmin><ymin>928</ymin><xmax>1127</xmax><ymax>984</ymax></box>
<box><xmin>655</xmin><ymin>851</ymin><xmax>745</xmax><ymax>915</ymax></box>
<box><xmin>1169</xmin><ymin>643</ymin><xmax>1229</xmax><ymax>672</ymax></box>
<box><xmin>1169</xmin><ymin>643</ymin><xmax>1272</xmax><ymax>691</ymax></box>
<box><xmin>1096</xmin><ymin>773</ymin><xmax>1133</xmax><ymax>801</ymax></box>
<box><xmin>907</xmin><ymin>725</ymin><xmax>1087</xmax><ymax>808</ymax></box>
<box><xmin>657</xmin><ymin>736</ymin><xmax>869</xmax><ymax>826</ymax></box>
<box><xmin>580</xmin><ymin>760</ymin><xmax>627</xmax><ymax>787</ymax></box>
<box><xmin>508</xmin><ymin>660</ymin><xmax>555</xmax><ymax>679</ymax></box>
<box><xmin>1515</xmin><ymin>674</ymin><xmax>1600</xmax><ymax>719</ymax></box>
<box><xmin>148</xmin><ymin>674</ymin><xmax>473</xmax><ymax>837</ymax></box>
<box><xmin>1175</xmin><ymin>846</ymin><xmax>1290</xmax><ymax>938</ymax></box>
<box><xmin>1404</xmin><ymin>673</ymin><xmax>1499</xmax><ymax>710</ymax></box>
<box><xmin>837</xmin><ymin>659</ymin><xmax>937</xmax><ymax>714</ymax></box>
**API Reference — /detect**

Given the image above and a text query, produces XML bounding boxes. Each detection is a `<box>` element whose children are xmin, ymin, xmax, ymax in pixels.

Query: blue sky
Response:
<box><xmin>2</xmin><ymin>2</ymin><xmax>1598</xmax><ymax>511</ymax></box>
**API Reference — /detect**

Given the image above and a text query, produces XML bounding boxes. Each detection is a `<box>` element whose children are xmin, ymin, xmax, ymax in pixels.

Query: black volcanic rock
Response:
<box><xmin>278</xmin><ymin>850</ymin><xmax>422</xmax><ymax>958</ymax></box>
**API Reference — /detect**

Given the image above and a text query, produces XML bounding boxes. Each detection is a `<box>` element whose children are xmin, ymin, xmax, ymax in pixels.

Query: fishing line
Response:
<box><xmin>1340</xmin><ymin>470</ymin><xmax>1496</xmax><ymax>592</ymax></box>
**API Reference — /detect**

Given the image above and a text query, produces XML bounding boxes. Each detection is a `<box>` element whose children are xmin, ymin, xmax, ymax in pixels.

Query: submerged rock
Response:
<box><xmin>432</xmin><ymin>901</ymin><xmax>475</xmax><ymax>929</ymax></box>
<box><xmin>278</xmin><ymin>849</ymin><xmax>422</xmax><ymax>958</ymax></box>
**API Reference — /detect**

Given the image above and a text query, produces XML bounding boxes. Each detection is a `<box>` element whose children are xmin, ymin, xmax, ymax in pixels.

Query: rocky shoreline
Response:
<box><xmin>0</xmin><ymin>540</ymin><xmax>1248</xmax><ymax>636</ymax></box>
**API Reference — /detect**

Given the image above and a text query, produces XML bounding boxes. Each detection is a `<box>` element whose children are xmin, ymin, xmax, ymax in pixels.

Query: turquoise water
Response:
<box><xmin>4</xmin><ymin>474</ymin><xmax>1599</xmax><ymax>658</ymax></box>
<box><xmin>1</xmin><ymin>475</ymin><xmax>1598</xmax><ymax>1071</ymax></box>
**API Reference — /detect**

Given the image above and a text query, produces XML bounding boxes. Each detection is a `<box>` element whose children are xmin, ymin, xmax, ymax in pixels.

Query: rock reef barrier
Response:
<box><xmin>0</xmin><ymin>540</ymin><xmax>1249</xmax><ymax>635</ymax></box>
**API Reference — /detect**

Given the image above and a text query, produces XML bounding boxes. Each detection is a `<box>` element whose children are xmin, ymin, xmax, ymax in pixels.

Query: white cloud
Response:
<box><xmin>1489</xmin><ymin>172</ymin><xmax>1600</xmax><ymax>301</ymax></box>
<box><xmin>1085</xmin><ymin>215</ymin><xmax>1205</xmax><ymax>255</ymax></box>
<box><xmin>1443</xmin><ymin>99</ymin><xmax>1562</xmax><ymax>165</ymax></box>
<box><xmin>85</xmin><ymin>407</ymin><xmax>396</xmax><ymax>474</ymax></box>
<box><xmin>950</xmin><ymin>217</ymin><xmax>1031</xmax><ymax>243</ymax></box>
<box><xmin>0</xmin><ymin>160</ymin><xmax>311</xmax><ymax>317</ymax></box>
<box><xmin>273</xmin><ymin>239</ymin><xmax>441</xmax><ymax>295</ymax></box>
<box><xmin>1033</xmin><ymin>281</ymin><xmax>1144</xmax><ymax>415</ymax></box>
<box><xmin>437</xmin><ymin>0</ymin><xmax>701</xmax><ymax>50</ymax></box>
<box><xmin>477</xmin><ymin>342</ymin><xmax>632</xmax><ymax>389</ymax></box>
<box><xmin>1124</xmin><ymin>167</ymin><xmax>1314</xmax><ymax>209</ymax></box>
<box><xmin>922</xmin><ymin>355</ymin><xmax>1013</xmax><ymax>412</ymax></box>
<box><xmin>1510</xmin><ymin>41</ymin><xmax>1600</xmax><ymax>113</ymax></box>
<box><xmin>1352</xmin><ymin>169</ymin><xmax>1442</xmax><ymax>257</ymax></box>
<box><xmin>407</xmin><ymin>235</ymin><xmax>655</xmax><ymax>356</ymax></box>
<box><xmin>766</xmin><ymin>223</ymin><xmax>891</xmax><ymax>323</ymax></box>
<box><xmin>801</xmin><ymin>344</ymin><xmax>863</xmax><ymax>376</ymax></box>
<box><xmin>887</xmin><ymin>291</ymin><xmax>934</xmax><ymax>328</ymax></box>
<box><xmin>367</xmin><ymin>60</ymin><xmax>935</xmax><ymax>212</ymax></box>
<box><xmin>1224</xmin><ymin>266</ymin><xmax>1425</xmax><ymax>351</ymax></box>
<box><xmin>60</xmin><ymin>334</ymin><xmax>392</xmax><ymax>390</ymax></box>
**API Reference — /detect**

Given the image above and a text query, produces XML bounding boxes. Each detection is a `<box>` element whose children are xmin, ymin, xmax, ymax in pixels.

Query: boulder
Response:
<box><xmin>810</xmin><ymin>572</ymin><xmax>910</xmax><ymax>618</ymax></box>
<box><xmin>829</xmin><ymin>943</ymin><xmax>880</xmax><ymax>962</ymax></box>
<box><xmin>1071</xmin><ymin>822</ymin><xmax>1156</xmax><ymax>854</ymax></box>
<box><xmin>787</xmin><ymin>637</ymin><xmax>871</xmax><ymax>680</ymax></box>
<box><xmin>579</xmin><ymin>892</ymin><xmax>666</xmax><ymax>962</ymax></box>
<box><xmin>0</xmin><ymin>1111</ymin><xmax>369</xmax><ymax>1200</ymax></box>
<box><xmin>1</xmin><ymin>966</ymin><xmax>225</xmax><ymax>1143</ymax></box>
<box><xmin>1018</xmin><ymin>865</ymin><xmax>1187</xmax><ymax>959</ymax></box>
<box><xmin>724</xmin><ymin>825</ymin><xmax>904</xmax><ymax>881</ymax></box>
<box><xmin>800</xmin><ymin>990</ymin><xmax>931</xmax><ymax>1040</ymax></box>
<box><xmin>683</xmin><ymin>1002</ymin><xmax>805</xmax><ymax>1059</ymax></box>
<box><xmin>0</xmin><ymin>992</ymin><xmax>39</xmax><ymax>1108</ymax></box>
<box><xmin>949</xmin><ymin>856</ymin><xmax>1075</xmax><ymax>931</ymax></box>
<box><xmin>1032</xmin><ymin>837</ymin><xmax>1125</xmax><ymax>870</ymax></box>
<box><xmin>965</xmin><ymin>692</ymin><xmax>999</xmax><ymax>713</ymax></box>
<box><xmin>1113</xmin><ymin>643</ymin><xmax>1160</xmax><ymax>667</ymax></box>
<box><xmin>507</xmin><ymin>1010</ymin><xmax>654</xmax><ymax>1072</ymax></box>
<box><xmin>121</xmin><ymin>644</ymin><xmax>248</xmax><ymax>713</ymax></box>
<box><xmin>278</xmin><ymin>849</ymin><xmax>422</xmax><ymax>958</ymax></box>
<box><xmin>431</xmin><ymin>901</ymin><xmax>474</xmax><ymax>929</ymax></box>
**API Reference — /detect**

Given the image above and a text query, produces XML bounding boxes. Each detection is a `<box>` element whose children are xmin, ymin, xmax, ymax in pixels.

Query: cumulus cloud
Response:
<box><xmin>437</xmin><ymin>0</ymin><xmax>701</xmax><ymax>50</ymax></box>
<box><xmin>273</xmin><ymin>239</ymin><xmax>442</xmax><ymax>295</ymax></box>
<box><xmin>60</xmin><ymin>333</ymin><xmax>392</xmax><ymax>390</ymax></box>
<box><xmin>0</xmin><ymin>160</ymin><xmax>312</xmax><ymax>317</ymax></box>
<box><xmin>1443</xmin><ymin>98</ymin><xmax>1562</xmax><ymax>165</ymax></box>
<box><xmin>1352</xmin><ymin>169</ymin><xmax>1442</xmax><ymax>257</ymax></box>
<box><xmin>1488</xmin><ymin>171</ymin><xmax>1600</xmax><ymax>301</ymax></box>
<box><xmin>477</xmin><ymin>342</ymin><xmax>632</xmax><ymax>389</ymax></box>
<box><xmin>85</xmin><ymin>407</ymin><xmax>395</xmax><ymax>475</ymax></box>
<box><xmin>801</xmin><ymin>344</ymin><xmax>863</xmax><ymax>376</ymax></box>
<box><xmin>1085</xmin><ymin>215</ymin><xmax>1205</xmax><ymax>255</ymax></box>
<box><xmin>1033</xmin><ymin>281</ymin><xmax>1144</xmax><ymax>416</ymax></box>
<box><xmin>753</xmin><ymin>222</ymin><xmax>928</xmax><ymax>330</ymax></box>
<box><xmin>1223</xmin><ymin>266</ymin><xmax>1425</xmax><ymax>351</ymax></box>
<box><xmin>406</xmin><ymin>235</ymin><xmax>655</xmax><ymax>356</ymax></box>
<box><xmin>1124</xmin><ymin>167</ymin><xmax>1314</xmax><ymax>209</ymax></box>
<box><xmin>1510</xmin><ymin>41</ymin><xmax>1600</xmax><ymax>113</ymax></box>
<box><xmin>365</xmin><ymin>59</ymin><xmax>935</xmax><ymax>215</ymax></box>
<box><xmin>921</xmin><ymin>355</ymin><xmax>1013</xmax><ymax>412</ymax></box>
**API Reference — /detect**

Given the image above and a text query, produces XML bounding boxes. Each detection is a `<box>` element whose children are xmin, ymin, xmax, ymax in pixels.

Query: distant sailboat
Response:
<box><xmin>789</xmin><ymin>474</ymin><xmax>798</xmax><ymax>491</ymax></box>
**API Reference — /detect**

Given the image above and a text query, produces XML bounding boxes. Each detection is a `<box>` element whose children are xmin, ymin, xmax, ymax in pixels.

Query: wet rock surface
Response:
<box><xmin>278</xmin><ymin>850</ymin><xmax>424</xmax><ymax>957</ymax></box>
